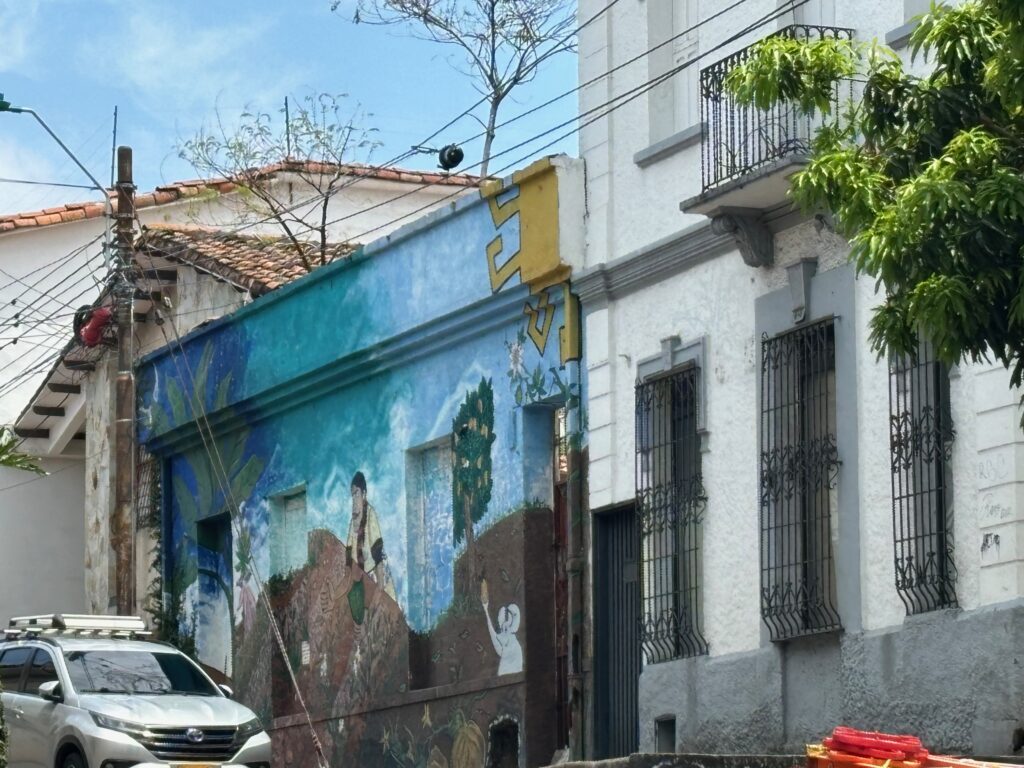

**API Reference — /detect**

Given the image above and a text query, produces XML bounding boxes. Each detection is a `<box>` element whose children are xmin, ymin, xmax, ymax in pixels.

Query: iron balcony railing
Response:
<box><xmin>699</xmin><ymin>25</ymin><xmax>854</xmax><ymax>194</ymax></box>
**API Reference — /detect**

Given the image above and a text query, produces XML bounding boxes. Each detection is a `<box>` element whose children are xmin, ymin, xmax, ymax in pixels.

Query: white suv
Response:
<box><xmin>0</xmin><ymin>614</ymin><xmax>271</xmax><ymax>768</ymax></box>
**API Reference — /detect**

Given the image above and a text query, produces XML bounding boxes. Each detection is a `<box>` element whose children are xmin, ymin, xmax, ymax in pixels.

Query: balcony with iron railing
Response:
<box><xmin>681</xmin><ymin>25</ymin><xmax>854</xmax><ymax>230</ymax></box>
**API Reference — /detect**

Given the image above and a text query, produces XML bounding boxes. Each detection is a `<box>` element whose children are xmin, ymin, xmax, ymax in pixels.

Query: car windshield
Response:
<box><xmin>63</xmin><ymin>650</ymin><xmax>219</xmax><ymax>696</ymax></box>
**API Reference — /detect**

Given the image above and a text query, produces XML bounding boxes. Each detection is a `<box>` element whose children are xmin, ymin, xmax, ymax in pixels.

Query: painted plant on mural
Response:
<box><xmin>137</xmin><ymin>158</ymin><xmax>581</xmax><ymax>765</ymax></box>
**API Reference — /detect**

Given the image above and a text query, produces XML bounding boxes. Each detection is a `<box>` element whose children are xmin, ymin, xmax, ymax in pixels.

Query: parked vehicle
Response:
<box><xmin>0</xmin><ymin>614</ymin><xmax>270</xmax><ymax>768</ymax></box>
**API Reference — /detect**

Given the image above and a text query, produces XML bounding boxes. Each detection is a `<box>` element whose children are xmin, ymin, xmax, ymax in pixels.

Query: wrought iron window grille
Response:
<box><xmin>889</xmin><ymin>340</ymin><xmax>956</xmax><ymax>614</ymax></box>
<box><xmin>699</xmin><ymin>25</ymin><xmax>855</xmax><ymax>194</ymax></box>
<box><xmin>760</xmin><ymin>319</ymin><xmax>842</xmax><ymax>641</ymax></box>
<box><xmin>135</xmin><ymin>447</ymin><xmax>162</xmax><ymax>529</ymax></box>
<box><xmin>635</xmin><ymin>365</ymin><xmax>708</xmax><ymax>662</ymax></box>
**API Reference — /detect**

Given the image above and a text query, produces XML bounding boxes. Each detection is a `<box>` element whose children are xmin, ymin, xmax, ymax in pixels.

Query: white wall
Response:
<box><xmin>0</xmin><ymin>458</ymin><xmax>86</xmax><ymax>624</ymax></box>
<box><xmin>580</xmin><ymin>0</ymin><xmax>1024</xmax><ymax>656</ymax></box>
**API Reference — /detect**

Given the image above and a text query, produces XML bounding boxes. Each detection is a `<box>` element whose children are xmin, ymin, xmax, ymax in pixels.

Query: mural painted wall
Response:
<box><xmin>137</xmin><ymin>157</ymin><xmax>584</xmax><ymax>767</ymax></box>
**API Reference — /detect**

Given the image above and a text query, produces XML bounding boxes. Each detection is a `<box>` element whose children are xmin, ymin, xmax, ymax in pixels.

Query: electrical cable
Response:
<box><xmin>326</xmin><ymin>0</ymin><xmax>810</xmax><ymax>244</ymax></box>
<box><xmin>4</xmin><ymin>0</ymin><xmax>787</xmax><ymax>459</ymax></box>
<box><xmin>453</xmin><ymin>0</ymin><xmax>759</xmax><ymax>149</ymax></box>
<box><xmin>0</xmin><ymin>233</ymin><xmax>104</xmax><ymax>303</ymax></box>
<box><xmin>0</xmin><ymin>272</ymin><xmax>109</xmax><ymax>351</ymax></box>
<box><xmin>149</xmin><ymin>295</ymin><xmax>330</xmax><ymax>768</ymax></box>
<box><xmin>0</xmin><ymin>459</ymin><xmax>84</xmax><ymax>493</ymax></box>
<box><xmin>2</xmin><ymin>0</ymin><xmax>787</xmax><ymax>361</ymax></box>
<box><xmin>78</xmin><ymin>0</ymin><xmax>798</xmax><ymax>312</ymax></box>
<box><xmin>0</xmin><ymin>178</ymin><xmax>97</xmax><ymax>190</ymax></box>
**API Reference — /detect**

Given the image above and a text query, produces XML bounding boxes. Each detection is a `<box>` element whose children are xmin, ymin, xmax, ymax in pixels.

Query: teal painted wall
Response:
<box><xmin>137</xmin><ymin>159</ymin><xmax>582</xmax><ymax>767</ymax></box>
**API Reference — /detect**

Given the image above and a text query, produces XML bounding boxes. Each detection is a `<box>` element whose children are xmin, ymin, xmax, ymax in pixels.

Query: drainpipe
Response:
<box><xmin>566</xmin><ymin>352</ymin><xmax>587</xmax><ymax>760</ymax></box>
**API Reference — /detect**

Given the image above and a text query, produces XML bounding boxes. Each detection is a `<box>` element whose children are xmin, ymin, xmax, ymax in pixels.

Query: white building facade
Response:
<box><xmin>576</xmin><ymin>0</ymin><xmax>1023</xmax><ymax>759</ymax></box>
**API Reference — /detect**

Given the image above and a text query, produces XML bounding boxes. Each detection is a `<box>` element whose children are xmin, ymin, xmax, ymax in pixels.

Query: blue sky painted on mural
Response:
<box><xmin>138</xmin><ymin>171</ymin><xmax>577</xmax><ymax>639</ymax></box>
<box><xmin>0</xmin><ymin>0</ymin><xmax>577</xmax><ymax>214</ymax></box>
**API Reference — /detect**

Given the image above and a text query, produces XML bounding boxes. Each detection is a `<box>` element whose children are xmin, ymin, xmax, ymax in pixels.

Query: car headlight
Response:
<box><xmin>235</xmin><ymin>717</ymin><xmax>264</xmax><ymax>744</ymax></box>
<box><xmin>90</xmin><ymin>712</ymin><xmax>149</xmax><ymax>740</ymax></box>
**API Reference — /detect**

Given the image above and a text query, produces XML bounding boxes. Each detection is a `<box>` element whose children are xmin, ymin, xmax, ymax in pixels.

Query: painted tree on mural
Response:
<box><xmin>452</xmin><ymin>378</ymin><xmax>495</xmax><ymax>584</ymax></box>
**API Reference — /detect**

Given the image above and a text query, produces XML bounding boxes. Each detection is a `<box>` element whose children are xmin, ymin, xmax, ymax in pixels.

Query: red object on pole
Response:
<box><xmin>78</xmin><ymin>306</ymin><xmax>112</xmax><ymax>347</ymax></box>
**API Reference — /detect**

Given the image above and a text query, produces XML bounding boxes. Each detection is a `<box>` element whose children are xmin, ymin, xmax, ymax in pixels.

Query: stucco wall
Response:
<box><xmin>579</xmin><ymin>1</ymin><xmax>1024</xmax><ymax>757</ymax></box>
<box><xmin>637</xmin><ymin>602</ymin><xmax>1024</xmax><ymax>755</ymax></box>
<box><xmin>0</xmin><ymin>457</ymin><xmax>85</xmax><ymax>622</ymax></box>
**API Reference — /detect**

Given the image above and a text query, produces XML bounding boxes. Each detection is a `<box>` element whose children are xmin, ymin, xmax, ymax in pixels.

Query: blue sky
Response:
<box><xmin>0</xmin><ymin>0</ymin><xmax>578</xmax><ymax>214</ymax></box>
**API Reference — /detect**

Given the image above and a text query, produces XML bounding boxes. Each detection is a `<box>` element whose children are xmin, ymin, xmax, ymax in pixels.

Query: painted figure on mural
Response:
<box><xmin>480</xmin><ymin>579</ymin><xmax>523</xmax><ymax>675</ymax></box>
<box><xmin>347</xmin><ymin>471</ymin><xmax>398</xmax><ymax>601</ymax></box>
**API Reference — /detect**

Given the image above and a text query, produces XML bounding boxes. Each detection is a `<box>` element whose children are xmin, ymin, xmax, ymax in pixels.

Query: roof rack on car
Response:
<box><xmin>5</xmin><ymin>614</ymin><xmax>151</xmax><ymax>639</ymax></box>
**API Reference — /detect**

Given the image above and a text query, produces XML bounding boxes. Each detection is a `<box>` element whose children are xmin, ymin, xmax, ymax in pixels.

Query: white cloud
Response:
<box><xmin>0</xmin><ymin>0</ymin><xmax>41</xmax><ymax>73</ymax></box>
<box><xmin>0</xmin><ymin>1</ymin><xmax>37</xmax><ymax>72</ymax></box>
<box><xmin>0</xmin><ymin>136</ymin><xmax>81</xmax><ymax>214</ymax></box>
<box><xmin>82</xmin><ymin>5</ymin><xmax>307</xmax><ymax>119</ymax></box>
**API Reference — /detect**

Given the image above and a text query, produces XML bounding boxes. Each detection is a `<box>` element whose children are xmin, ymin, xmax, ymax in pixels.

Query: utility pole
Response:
<box><xmin>112</xmin><ymin>146</ymin><xmax>136</xmax><ymax>616</ymax></box>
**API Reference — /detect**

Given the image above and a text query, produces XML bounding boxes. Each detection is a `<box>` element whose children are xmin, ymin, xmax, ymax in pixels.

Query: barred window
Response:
<box><xmin>760</xmin><ymin>319</ymin><xmax>841</xmax><ymax>641</ymax></box>
<box><xmin>135</xmin><ymin>447</ymin><xmax>162</xmax><ymax>529</ymax></box>
<box><xmin>635</xmin><ymin>366</ymin><xmax>707</xmax><ymax>662</ymax></box>
<box><xmin>889</xmin><ymin>339</ymin><xmax>956</xmax><ymax>614</ymax></box>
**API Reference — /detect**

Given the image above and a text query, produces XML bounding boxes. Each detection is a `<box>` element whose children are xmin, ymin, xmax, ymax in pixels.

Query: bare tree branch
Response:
<box><xmin>177</xmin><ymin>93</ymin><xmax>381</xmax><ymax>271</ymax></box>
<box><xmin>341</xmin><ymin>0</ymin><xmax>575</xmax><ymax>176</ymax></box>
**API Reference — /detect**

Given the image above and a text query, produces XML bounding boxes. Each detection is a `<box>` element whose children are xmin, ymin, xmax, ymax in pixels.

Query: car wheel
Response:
<box><xmin>61</xmin><ymin>751</ymin><xmax>87</xmax><ymax>768</ymax></box>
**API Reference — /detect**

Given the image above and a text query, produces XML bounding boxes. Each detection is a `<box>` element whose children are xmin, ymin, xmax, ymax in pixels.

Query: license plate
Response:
<box><xmin>178</xmin><ymin>764</ymin><xmax>215</xmax><ymax>768</ymax></box>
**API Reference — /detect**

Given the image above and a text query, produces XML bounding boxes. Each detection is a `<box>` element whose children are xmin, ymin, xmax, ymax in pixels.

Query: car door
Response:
<box><xmin>18</xmin><ymin>648</ymin><xmax>64</xmax><ymax>768</ymax></box>
<box><xmin>0</xmin><ymin>645</ymin><xmax>36</xmax><ymax>768</ymax></box>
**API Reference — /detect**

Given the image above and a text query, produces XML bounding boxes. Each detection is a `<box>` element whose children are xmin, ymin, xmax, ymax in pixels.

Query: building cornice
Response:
<box><xmin>574</xmin><ymin>219</ymin><xmax>734</xmax><ymax>308</ymax></box>
<box><xmin>143</xmin><ymin>283</ymin><xmax>542</xmax><ymax>455</ymax></box>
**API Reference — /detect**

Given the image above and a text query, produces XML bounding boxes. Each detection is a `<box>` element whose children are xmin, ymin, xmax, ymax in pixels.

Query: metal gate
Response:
<box><xmin>594</xmin><ymin>503</ymin><xmax>640</xmax><ymax>759</ymax></box>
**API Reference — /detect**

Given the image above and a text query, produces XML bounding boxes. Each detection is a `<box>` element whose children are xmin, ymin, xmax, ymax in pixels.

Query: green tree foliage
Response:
<box><xmin>724</xmin><ymin>1</ymin><xmax>1024</xmax><ymax>419</ymax></box>
<box><xmin>0</xmin><ymin>427</ymin><xmax>44</xmax><ymax>475</ymax></box>
<box><xmin>452</xmin><ymin>378</ymin><xmax>496</xmax><ymax>581</ymax></box>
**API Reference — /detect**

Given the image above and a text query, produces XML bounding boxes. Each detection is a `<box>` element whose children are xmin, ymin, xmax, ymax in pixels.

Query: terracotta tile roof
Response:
<box><xmin>0</xmin><ymin>160</ymin><xmax>478</xmax><ymax>232</ymax></box>
<box><xmin>136</xmin><ymin>224</ymin><xmax>359</xmax><ymax>297</ymax></box>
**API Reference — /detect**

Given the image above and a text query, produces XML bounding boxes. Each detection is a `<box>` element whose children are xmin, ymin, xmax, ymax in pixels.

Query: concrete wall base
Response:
<box><xmin>636</xmin><ymin>602</ymin><xmax>1024</xmax><ymax>755</ymax></box>
<box><xmin>552</xmin><ymin>753</ymin><xmax>803</xmax><ymax>768</ymax></box>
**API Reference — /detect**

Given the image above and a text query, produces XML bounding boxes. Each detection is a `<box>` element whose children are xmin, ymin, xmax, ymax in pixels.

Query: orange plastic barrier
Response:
<box><xmin>808</xmin><ymin>728</ymin><xmax>1020</xmax><ymax>768</ymax></box>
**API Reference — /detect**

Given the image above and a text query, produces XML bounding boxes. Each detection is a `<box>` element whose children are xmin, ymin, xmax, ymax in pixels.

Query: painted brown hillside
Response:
<box><xmin>242</xmin><ymin>508</ymin><xmax>547</xmax><ymax>726</ymax></box>
<box><xmin>410</xmin><ymin>511</ymin><xmax>530</xmax><ymax>689</ymax></box>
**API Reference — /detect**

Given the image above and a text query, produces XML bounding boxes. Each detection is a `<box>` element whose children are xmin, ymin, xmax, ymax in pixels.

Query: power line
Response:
<box><xmin>326</xmin><ymin>0</ymin><xmax>808</xmax><ymax>244</ymax></box>
<box><xmin>149</xmin><ymin>293</ymin><xmax>329</xmax><ymax>768</ymax></box>
<box><xmin>131</xmin><ymin>0</ymin><xmax>626</xmax><ymax>266</ymax></box>
<box><xmin>0</xmin><ymin>178</ymin><xmax>97</xmax><ymax>190</ymax></box>
<box><xmin>0</xmin><ymin>460</ymin><xmax>83</xmax><ymax>493</ymax></box>
<box><xmin>0</xmin><ymin>0</ymin><xmax>771</xmax><ymax>411</ymax></box>
<box><xmin>0</xmin><ymin>232</ymin><xmax>103</xmax><ymax>301</ymax></box>
<box><xmin>457</xmin><ymin>0</ymin><xmax>759</xmax><ymax>148</ymax></box>
<box><xmin>98</xmin><ymin>0</ymin><xmax>798</xmax><ymax>300</ymax></box>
